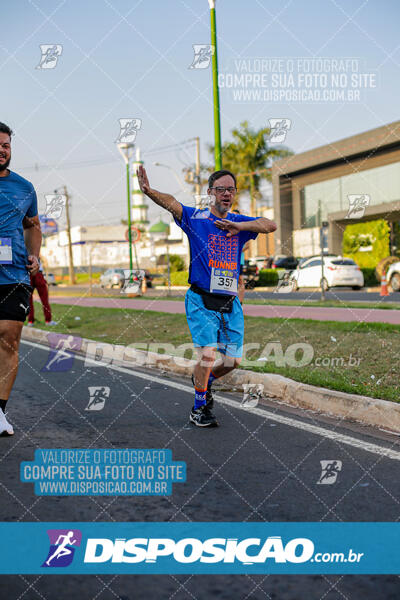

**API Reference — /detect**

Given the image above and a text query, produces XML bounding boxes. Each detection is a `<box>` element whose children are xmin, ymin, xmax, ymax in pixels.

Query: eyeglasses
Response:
<box><xmin>211</xmin><ymin>186</ymin><xmax>236</xmax><ymax>194</ymax></box>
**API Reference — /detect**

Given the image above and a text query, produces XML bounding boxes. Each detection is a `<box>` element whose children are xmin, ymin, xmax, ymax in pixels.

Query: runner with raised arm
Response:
<box><xmin>137</xmin><ymin>166</ymin><xmax>276</xmax><ymax>427</ymax></box>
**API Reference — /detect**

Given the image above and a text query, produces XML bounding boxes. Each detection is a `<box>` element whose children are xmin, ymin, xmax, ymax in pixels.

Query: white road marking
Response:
<box><xmin>21</xmin><ymin>339</ymin><xmax>400</xmax><ymax>461</ymax></box>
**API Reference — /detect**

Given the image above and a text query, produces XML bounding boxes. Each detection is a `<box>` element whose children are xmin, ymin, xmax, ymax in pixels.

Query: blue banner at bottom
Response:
<box><xmin>0</xmin><ymin>522</ymin><xmax>397</xmax><ymax>574</ymax></box>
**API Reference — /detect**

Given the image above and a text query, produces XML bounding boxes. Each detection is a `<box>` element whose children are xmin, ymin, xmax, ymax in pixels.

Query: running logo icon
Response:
<box><xmin>85</xmin><ymin>386</ymin><xmax>110</xmax><ymax>411</ymax></box>
<box><xmin>115</xmin><ymin>119</ymin><xmax>142</xmax><ymax>144</ymax></box>
<box><xmin>36</xmin><ymin>45</ymin><xmax>63</xmax><ymax>69</ymax></box>
<box><xmin>121</xmin><ymin>270</ymin><xmax>145</xmax><ymax>294</ymax></box>
<box><xmin>241</xmin><ymin>384</ymin><xmax>264</xmax><ymax>408</ymax></box>
<box><xmin>41</xmin><ymin>334</ymin><xmax>82</xmax><ymax>372</ymax></box>
<box><xmin>192</xmin><ymin>195</ymin><xmax>214</xmax><ymax>218</ymax></box>
<box><xmin>42</xmin><ymin>529</ymin><xmax>82</xmax><ymax>567</ymax></box>
<box><xmin>275</xmin><ymin>270</ymin><xmax>296</xmax><ymax>294</ymax></box>
<box><xmin>267</xmin><ymin>119</ymin><xmax>291</xmax><ymax>144</ymax></box>
<box><xmin>317</xmin><ymin>460</ymin><xmax>342</xmax><ymax>485</ymax></box>
<box><xmin>44</xmin><ymin>194</ymin><xmax>66</xmax><ymax>219</ymax></box>
<box><xmin>346</xmin><ymin>195</ymin><xmax>370</xmax><ymax>219</ymax></box>
<box><xmin>188</xmin><ymin>45</ymin><xmax>215</xmax><ymax>69</ymax></box>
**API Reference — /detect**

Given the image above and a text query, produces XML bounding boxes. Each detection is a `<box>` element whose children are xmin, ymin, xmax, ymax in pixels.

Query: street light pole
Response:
<box><xmin>166</xmin><ymin>236</ymin><xmax>171</xmax><ymax>296</ymax></box>
<box><xmin>117</xmin><ymin>143</ymin><xmax>134</xmax><ymax>273</ymax></box>
<box><xmin>320</xmin><ymin>221</ymin><xmax>329</xmax><ymax>302</ymax></box>
<box><xmin>209</xmin><ymin>0</ymin><xmax>222</xmax><ymax>170</ymax></box>
<box><xmin>194</xmin><ymin>136</ymin><xmax>201</xmax><ymax>198</ymax></box>
<box><xmin>153</xmin><ymin>162</ymin><xmax>188</xmax><ymax>195</ymax></box>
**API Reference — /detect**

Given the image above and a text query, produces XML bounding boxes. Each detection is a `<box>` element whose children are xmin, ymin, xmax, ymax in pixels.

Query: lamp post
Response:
<box><xmin>153</xmin><ymin>162</ymin><xmax>189</xmax><ymax>195</ymax></box>
<box><xmin>209</xmin><ymin>0</ymin><xmax>222</xmax><ymax>170</ymax></box>
<box><xmin>320</xmin><ymin>221</ymin><xmax>329</xmax><ymax>301</ymax></box>
<box><xmin>117</xmin><ymin>142</ymin><xmax>134</xmax><ymax>272</ymax></box>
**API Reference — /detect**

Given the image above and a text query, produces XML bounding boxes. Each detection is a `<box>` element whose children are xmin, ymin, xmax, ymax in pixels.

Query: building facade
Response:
<box><xmin>42</xmin><ymin>223</ymin><xmax>189</xmax><ymax>272</ymax></box>
<box><xmin>272</xmin><ymin>121</ymin><xmax>400</xmax><ymax>257</ymax></box>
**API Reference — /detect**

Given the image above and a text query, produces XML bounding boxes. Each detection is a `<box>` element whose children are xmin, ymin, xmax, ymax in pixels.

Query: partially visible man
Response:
<box><xmin>0</xmin><ymin>122</ymin><xmax>41</xmax><ymax>435</ymax></box>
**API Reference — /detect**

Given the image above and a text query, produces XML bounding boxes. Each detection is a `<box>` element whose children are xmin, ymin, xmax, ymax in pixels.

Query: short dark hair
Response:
<box><xmin>0</xmin><ymin>122</ymin><xmax>13</xmax><ymax>138</ymax></box>
<box><xmin>208</xmin><ymin>169</ymin><xmax>236</xmax><ymax>189</ymax></box>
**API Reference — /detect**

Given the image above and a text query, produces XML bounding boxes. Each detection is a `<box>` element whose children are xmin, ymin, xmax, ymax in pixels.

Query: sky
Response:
<box><xmin>2</xmin><ymin>0</ymin><xmax>400</xmax><ymax>230</ymax></box>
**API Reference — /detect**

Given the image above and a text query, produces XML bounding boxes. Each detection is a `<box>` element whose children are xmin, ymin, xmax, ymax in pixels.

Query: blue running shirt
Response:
<box><xmin>0</xmin><ymin>170</ymin><xmax>38</xmax><ymax>285</ymax></box>
<box><xmin>174</xmin><ymin>205</ymin><xmax>258</xmax><ymax>296</ymax></box>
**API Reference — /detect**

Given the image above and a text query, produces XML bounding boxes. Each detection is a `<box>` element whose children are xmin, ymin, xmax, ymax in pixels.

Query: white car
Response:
<box><xmin>386</xmin><ymin>261</ymin><xmax>400</xmax><ymax>291</ymax></box>
<box><xmin>44</xmin><ymin>272</ymin><xmax>56</xmax><ymax>286</ymax></box>
<box><xmin>291</xmin><ymin>256</ymin><xmax>364</xmax><ymax>291</ymax></box>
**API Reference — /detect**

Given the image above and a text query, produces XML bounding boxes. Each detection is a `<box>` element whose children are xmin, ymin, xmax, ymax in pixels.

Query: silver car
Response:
<box><xmin>100</xmin><ymin>268</ymin><xmax>125</xmax><ymax>289</ymax></box>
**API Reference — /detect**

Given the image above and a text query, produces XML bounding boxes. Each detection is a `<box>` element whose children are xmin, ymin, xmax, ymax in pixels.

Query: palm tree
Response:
<box><xmin>210</xmin><ymin>121</ymin><xmax>292</xmax><ymax>215</ymax></box>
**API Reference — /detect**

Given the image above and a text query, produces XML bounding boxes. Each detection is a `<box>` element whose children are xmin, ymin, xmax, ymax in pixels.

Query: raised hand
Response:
<box><xmin>137</xmin><ymin>165</ymin><xmax>150</xmax><ymax>195</ymax></box>
<box><xmin>214</xmin><ymin>219</ymin><xmax>242</xmax><ymax>238</ymax></box>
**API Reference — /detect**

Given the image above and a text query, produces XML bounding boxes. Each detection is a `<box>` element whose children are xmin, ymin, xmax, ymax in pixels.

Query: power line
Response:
<box><xmin>18</xmin><ymin>138</ymin><xmax>197</xmax><ymax>172</ymax></box>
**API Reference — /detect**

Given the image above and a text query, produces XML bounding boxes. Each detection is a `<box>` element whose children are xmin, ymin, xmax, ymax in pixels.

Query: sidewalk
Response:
<box><xmin>50</xmin><ymin>296</ymin><xmax>400</xmax><ymax>324</ymax></box>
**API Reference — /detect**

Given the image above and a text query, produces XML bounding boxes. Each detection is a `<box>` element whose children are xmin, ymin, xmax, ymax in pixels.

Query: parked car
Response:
<box><xmin>100</xmin><ymin>268</ymin><xmax>125</xmax><ymax>288</ymax></box>
<box><xmin>386</xmin><ymin>261</ymin><xmax>400</xmax><ymax>291</ymax></box>
<box><xmin>272</xmin><ymin>256</ymin><xmax>299</xmax><ymax>270</ymax></box>
<box><xmin>100</xmin><ymin>269</ymin><xmax>153</xmax><ymax>289</ymax></box>
<box><xmin>44</xmin><ymin>272</ymin><xmax>56</xmax><ymax>286</ymax></box>
<box><xmin>263</xmin><ymin>254</ymin><xmax>287</xmax><ymax>269</ymax></box>
<box><xmin>290</xmin><ymin>256</ymin><xmax>364</xmax><ymax>291</ymax></box>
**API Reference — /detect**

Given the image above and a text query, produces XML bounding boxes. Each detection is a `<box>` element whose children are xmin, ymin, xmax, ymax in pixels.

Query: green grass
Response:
<box><xmin>244</xmin><ymin>298</ymin><xmax>400</xmax><ymax>310</ymax></box>
<box><xmin>30</xmin><ymin>301</ymin><xmax>400</xmax><ymax>403</ymax></box>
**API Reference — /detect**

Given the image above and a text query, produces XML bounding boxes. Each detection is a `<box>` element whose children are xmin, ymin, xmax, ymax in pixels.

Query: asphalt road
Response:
<box><xmin>1</xmin><ymin>341</ymin><xmax>399</xmax><ymax>599</ymax></box>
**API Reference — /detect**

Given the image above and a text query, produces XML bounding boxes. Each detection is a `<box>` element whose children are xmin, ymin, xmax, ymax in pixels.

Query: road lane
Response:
<box><xmin>0</xmin><ymin>341</ymin><xmax>398</xmax><ymax>599</ymax></box>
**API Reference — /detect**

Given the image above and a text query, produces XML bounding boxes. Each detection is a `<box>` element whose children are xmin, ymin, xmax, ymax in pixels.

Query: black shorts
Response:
<box><xmin>0</xmin><ymin>283</ymin><xmax>33</xmax><ymax>322</ymax></box>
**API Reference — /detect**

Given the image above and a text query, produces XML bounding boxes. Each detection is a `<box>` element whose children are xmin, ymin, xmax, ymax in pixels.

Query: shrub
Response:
<box><xmin>256</xmin><ymin>269</ymin><xmax>279</xmax><ymax>287</ymax></box>
<box><xmin>169</xmin><ymin>254</ymin><xmax>186</xmax><ymax>272</ymax></box>
<box><xmin>375</xmin><ymin>256</ymin><xmax>400</xmax><ymax>282</ymax></box>
<box><xmin>342</xmin><ymin>219</ymin><xmax>390</xmax><ymax>268</ymax></box>
<box><xmin>360</xmin><ymin>267</ymin><xmax>378</xmax><ymax>286</ymax></box>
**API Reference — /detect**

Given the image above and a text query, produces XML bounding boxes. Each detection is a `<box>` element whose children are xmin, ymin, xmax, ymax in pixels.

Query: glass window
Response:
<box><xmin>300</xmin><ymin>161</ymin><xmax>400</xmax><ymax>229</ymax></box>
<box><xmin>305</xmin><ymin>259</ymin><xmax>321</xmax><ymax>267</ymax></box>
<box><xmin>331</xmin><ymin>259</ymin><xmax>356</xmax><ymax>265</ymax></box>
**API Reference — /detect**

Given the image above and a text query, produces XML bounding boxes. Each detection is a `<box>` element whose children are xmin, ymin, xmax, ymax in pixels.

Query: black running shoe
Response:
<box><xmin>190</xmin><ymin>404</ymin><xmax>219</xmax><ymax>427</ymax></box>
<box><xmin>191</xmin><ymin>374</ymin><xmax>214</xmax><ymax>410</ymax></box>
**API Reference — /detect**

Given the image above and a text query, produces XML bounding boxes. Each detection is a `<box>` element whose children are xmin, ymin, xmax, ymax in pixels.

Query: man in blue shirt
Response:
<box><xmin>137</xmin><ymin>166</ymin><xmax>276</xmax><ymax>427</ymax></box>
<box><xmin>0</xmin><ymin>122</ymin><xmax>42</xmax><ymax>436</ymax></box>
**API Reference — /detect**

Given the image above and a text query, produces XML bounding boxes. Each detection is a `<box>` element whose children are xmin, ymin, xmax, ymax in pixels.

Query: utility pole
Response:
<box><xmin>195</xmin><ymin>136</ymin><xmax>201</xmax><ymax>198</ymax></box>
<box><xmin>63</xmin><ymin>185</ymin><xmax>76</xmax><ymax>285</ymax></box>
<box><xmin>55</xmin><ymin>185</ymin><xmax>75</xmax><ymax>285</ymax></box>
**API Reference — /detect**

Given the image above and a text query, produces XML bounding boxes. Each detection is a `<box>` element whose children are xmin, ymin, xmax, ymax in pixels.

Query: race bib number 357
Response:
<box><xmin>210</xmin><ymin>268</ymin><xmax>238</xmax><ymax>294</ymax></box>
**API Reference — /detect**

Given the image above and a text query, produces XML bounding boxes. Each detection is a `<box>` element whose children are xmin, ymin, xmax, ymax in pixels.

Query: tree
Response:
<box><xmin>210</xmin><ymin>121</ymin><xmax>292</xmax><ymax>215</ymax></box>
<box><xmin>169</xmin><ymin>254</ymin><xmax>185</xmax><ymax>272</ymax></box>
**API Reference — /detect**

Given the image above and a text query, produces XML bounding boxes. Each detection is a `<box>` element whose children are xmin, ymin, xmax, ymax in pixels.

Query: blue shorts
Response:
<box><xmin>185</xmin><ymin>288</ymin><xmax>244</xmax><ymax>357</ymax></box>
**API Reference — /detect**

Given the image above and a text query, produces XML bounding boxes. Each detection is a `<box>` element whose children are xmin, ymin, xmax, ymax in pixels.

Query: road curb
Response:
<box><xmin>22</xmin><ymin>326</ymin><xmax>400</xmax><ymax>433</ymax></box>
